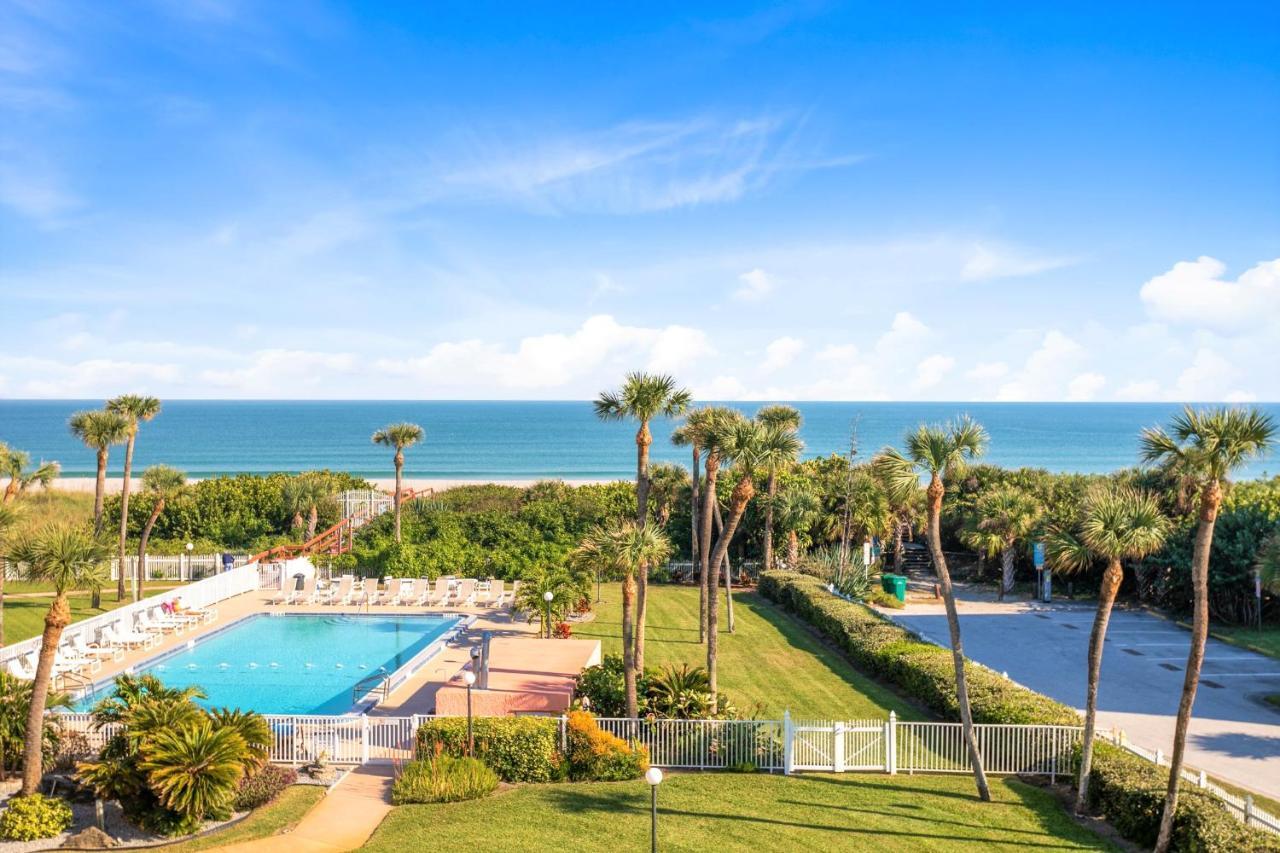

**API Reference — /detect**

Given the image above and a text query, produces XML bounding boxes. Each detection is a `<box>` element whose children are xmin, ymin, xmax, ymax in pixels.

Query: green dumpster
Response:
<box><xmin>887</xmin><ymin>574</ymin><xmax>907</xmax><ymax>602</ymax></box>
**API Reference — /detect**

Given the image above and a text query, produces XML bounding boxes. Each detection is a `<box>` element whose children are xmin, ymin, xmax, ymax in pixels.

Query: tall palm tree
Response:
<box><xmin>8</xmin><ymin>524</ymin><xmax>108</xmax><ymax>795</ymax></box>
<box><xmin>594</xmin><ymin>372</ymin><xmax>691</xmax><ymax>671</ymax></box>
<box><xmin>959</xmin><ymin>486</ymin><xmax>1043</xmax><ymax>600</ymax></box>
<box><xmin>0</xmin><ymin>444</ymin><xmax>59</xmax><ymax>504</ymax></box>
<box><xmin>106</xmin><ymin>395</ymin><xmax>161</xmax><ymax>601</ymax></box>
<box><xmin>68</xmin><ymin>409</ymin><xmax>130</xmax><ymax>538</ymax></box>
<box><xmin>136</xmin><ymin>465</ymin><xmax>186</xmax><ymax>598</ymax></box>
<box><xmin>1141</xmin><ymin>406</ymin><xmax>1275</xmax><ymax>853</ymax></box>
<box><xmin>755</xmin><ymin>404</ymin><xmax>803</xmax><ymax>571</ymax></box>
<box><xmin>770</xmin><ymin>486</ymin><xmax>820</xmax><ymax>567</ymax></box>
<box><xmin>1046</xmin><ymin>486</ymin><xmax>1169</xmax><ymax>813</ymax></box>
<box><xmin>371</xmin><ymin>422</ymin><xmax>425</xmax><ymax>543</ymax></box>
<box><xmin>571</xmin><ymin>522</ymin><xmax>673</xmax><ymax>717</ymax></box>
<box><xmin>873</xmin><ymin>415</ymin><xmax>992</xmax><ymax>801</ymax></box>
<box><xmin>282</xmin><ymin>475</ymin><xmax>331</xmax><ymax>540</ymax></box>
<box><xmin>695</xmin><ymin>408</ymin><xmax>745</xmax><ymax>645</ymax></box>
<box><xmin>672</xmin><ymin>407</ymin><xmax>721</xmax><ymax>643</ymax></box>
<box><xmin>705</xmin><ymin>419</ymin><xmax>801</xmax><ymax>711</ymax></box>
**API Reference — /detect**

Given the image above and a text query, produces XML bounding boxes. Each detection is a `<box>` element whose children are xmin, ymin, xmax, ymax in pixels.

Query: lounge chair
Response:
<box><xmin>321</xmin><ymin>575</ymin><xmax>354</xmax><ymax>605</ymax></box>
<box><xmin>450</xmin><ymin>579</ymin><xmax>477</xmax><ymax>607</ymax></box>
<box><xmin>288</xmin><ymin>577</ymin><xmax>318</xmax><ymax>605</ymax></box>
<box><xmin>71</xmin><ymin>632</ymin><xmax>123</xmax><ymax>663</ymax></box>
<box><xmin>173</xmin><ymin>600</ymin><xmax>217</xmax><ymax>623</ymax></box>
<box><xmin>6</xmin><ymin>654</ymin><xmax>36</xmax><ymax>680</ymax></box>
<box><xmin>368</xmin><ymin>579</ymin><xmax>394</xmax><ymax>606</ymax></box>
<box><xmin>483</xmin><ymin>579</ymin><xmax>506</xmax><ymax>607</ymax></box>
<box><xmin>421</xmin><ymin>577</ymin><xmax>448</xmax><ymax>605</ymax></box>
<box><xmin>55</xmin><ymin>648</ymin><xmax>102</xmax><ymax>676</ymax></box>
<box><xmin>102</xmin><ymin>623</ymin><xmax>156</xmax><ymax>650</ymax></box>
<box><xmin>137</xmin><ymin>609</ymin><xmax>186</xmax><ymax>635</ymax></box>
<box><xmin>404</xmin><ymin>578</ymin><xmax>430</xmax><ymax>606</ymax></box>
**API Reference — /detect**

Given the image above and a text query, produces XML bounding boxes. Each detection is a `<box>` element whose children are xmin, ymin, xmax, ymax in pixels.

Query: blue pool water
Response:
<box><xmin>79</xmin><ymin>614</ymin><xmax>460</xmax><ymax>715</ymax></box>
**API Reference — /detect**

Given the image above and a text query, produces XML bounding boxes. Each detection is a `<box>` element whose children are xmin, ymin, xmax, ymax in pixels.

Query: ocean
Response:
<box><xmin>1</xmin><ymin>400</ymin><xmax>1277</xmax><ymax>480</ymax></box>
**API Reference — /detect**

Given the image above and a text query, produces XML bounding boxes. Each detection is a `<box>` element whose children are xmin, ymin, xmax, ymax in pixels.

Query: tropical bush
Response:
<box><xmin>76</xmin><ymin>675</ymin><xmax>270</xmax><ymax>836</ymax></box>
<box><xmin>0</xmin><ymin>672</ymin><xmax>71</xmax><ymax>776</ymax></box>
<box><xmin>759</xmin><ymin>571</ymin><xmax>1079</xmax><ymax>725</ymax></box>
<box><xmin>232</xmin><ymin>764</ymin><xmax>298</xmax><ymax>811</ymax></box>
<box><xmin>415</xmin><ymin>717</ymin><xmax>559</xmax><ymax>783</ymax></box>
<box><xmin>576</xmin><ymin>656</ymin><xmax>739</xmax><ymax>719</ymax></box>
<box><xmin>0</xmin><ymin>793</ymin><xmax>73</xmax><ymax>841</ymax></box>
<box><xmin>864</xmin><ymin>587</ymin><xmax>905</xmax><ymax>609</ymax></box>
<box><xmin>564</xmin><ymin>711</ymin><xmax>647</xmax><ymax>781</ymax></box>
<box><xmin>392</xmin><ymin>755</ymin><xmax>498</xmax><ymax>804</ymax></box>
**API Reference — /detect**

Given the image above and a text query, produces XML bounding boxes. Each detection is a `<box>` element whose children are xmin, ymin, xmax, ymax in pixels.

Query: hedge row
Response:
<box><xmin>760</xmin><ymin>570</ymin><xmax>1280</xmax><ymax>852</ymax></box>
<box><xmin>1089</xmin><ymin>742</ymin><xmax>1280</xmax><ymax>853</ymax></box>
<box><xmin>758</xmin><ymin>571</ymin><xmax>1079</xmax><ymax>725</ymax></box>
<box><xmin>416</xmin><ymin>717</ymin><xmax>559</xmax><ymax>782</ymax></box>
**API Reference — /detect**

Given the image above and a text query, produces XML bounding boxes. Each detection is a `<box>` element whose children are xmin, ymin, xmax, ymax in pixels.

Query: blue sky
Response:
<box><xmin>1</xmin><ymin>0</ymin><xmax>1277</xmax><ymax>400</ymax></box>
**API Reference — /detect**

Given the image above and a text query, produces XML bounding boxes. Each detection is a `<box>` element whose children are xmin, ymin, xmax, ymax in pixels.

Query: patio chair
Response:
<box><xmin>71</xmin><ymin>632</ymin><xmax>124</xmax><ymax>663</ymax></box>
<box><xmin>320</xmin><ymin>575</ymin><xmax>354</xmax><ymax>605</ymax></box>
<box><xmin>451</xmin><ymin>579</ymin><xmax>477</xmax><ymax>607</ymax></box>
<box><xmin>424</xmin><ymin>577</ymin><xmax>450</xmax><ymax>605</ymax></box>
<box><xmin>408</xmin><ymin>578</ymin><xmax>433</xmax><ymax>606</ymax></box>
<box><xmin>484</xmin><ymin>579</ymin><xmax>506</xmax><ymax>607</ymax></box>
<box><xmin>102</xmin><ymin>622</ymin><xmax>157</xmax><ymax>650</ymax></box>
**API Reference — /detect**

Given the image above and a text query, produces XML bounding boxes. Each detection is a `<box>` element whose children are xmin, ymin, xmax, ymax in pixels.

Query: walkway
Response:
<box><xmin>220</xmin><ymin>765</ymin><xmax>394</xmax><ymax>852</ymax></box>
<box><xmin>879</xmin><ymin>588</ymin><xmax>1280</xmax><ymax>802</ymax></box>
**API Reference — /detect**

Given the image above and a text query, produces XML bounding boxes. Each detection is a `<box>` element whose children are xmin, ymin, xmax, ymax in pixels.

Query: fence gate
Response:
<box><xmin>790</xmin><ymin>718</ymin><xmax>888</xmax><ymax>772</ymax></box>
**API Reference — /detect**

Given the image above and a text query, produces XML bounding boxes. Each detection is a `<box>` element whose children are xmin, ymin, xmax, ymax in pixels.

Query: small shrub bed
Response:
<box><xmin>1088</xmin><ymin>742</ymin><xmax>1280</xmax><ymax>852</ymax></box>
<box><xmin>233</xmin><ymin>765</ymin><xmax>299</xmax><ymax>811</ymax></box>
<box><xmin>759</xmin><ymin>571</ymin><xmax>1078</xmax><ymax>725</ymax></box>
<box><xmin>564</xmin><ymin>711</ymin><xmax>647</xmax><ymax>781</ymax></box>
<box><xmin>864</xmin><ymin>587</ymin><xmax>905</xmax><ymax>609</ymax></box>
<box><xmin>392</xmin><ymin>756</ymin><xmax>499</xmax><ymax>804</ymax></box>
<box><xmin>416</xmin><ymin>717</ymin><xmax>559</xmax><ymax>782</ymax></box>
<box><xmin>0</xmin><ymin>794</ymin><xmax>73</xmax><ymax>841</ymax></box>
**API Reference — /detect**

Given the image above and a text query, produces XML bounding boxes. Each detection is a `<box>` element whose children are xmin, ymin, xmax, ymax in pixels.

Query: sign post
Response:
<box><xmin>1033</xmin><ymin>541</ymin><xmax>1049</xmax><ymax>602</ymax></box>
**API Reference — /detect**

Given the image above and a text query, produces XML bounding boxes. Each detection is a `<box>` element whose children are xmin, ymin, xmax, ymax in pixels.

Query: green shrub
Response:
<box><xmin>233</xmin><ymin>765</ymin><xmax>298</xmax><ymax>811</ymax></box>
<box><xmin>392</xmin><ymin>756</ymin><xmax>499</xmax><ymax>804</ymax></box>
<box><xmin>1088</xmin><ymin>743</ymin><xmax>1280</xmax><ymax>852</ymax></box>
<box><xmin>864</xmin><ymin>587</ymin><xmax>905</xmax><ymax>609</ymax></box>
<box><xmin>0</xmin><ymin>794</ymin><xmax>73</xmax><ymax>841</ymax></box>
<box><xmin>416</xmin><ymin>717</ymin><xmax>559</xmax><ymax>783</ymax></box>
<box><xmin>759</xmin><ymin>571</ymin><xmax>1079</xmax><ymax>725</ymax></box>
<box><xmin>564</xmin><ymin>711</ymin><xmax>648</xmax><ymax>781</ymax></box>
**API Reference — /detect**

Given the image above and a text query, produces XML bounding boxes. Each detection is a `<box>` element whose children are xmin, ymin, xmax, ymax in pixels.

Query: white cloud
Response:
<box><xmin>1140</xmin><ymin>256</ymin><xmax>1280</xmax><ymax>331</ymax></box>
<box><xmin>996</xmin><ymin>330</ymin><xmax>1085</xmax><ymax>401</ymax></box>
<box><xmin>961</xmin><ymin>243</ymin><xmax>1073</xmax><ymax>281</ymax></box>
<box><xmin>966</xmin><ymin>361</ymin><xmax>1008</xmax><ymax>381</ymax></box>
<box><xmin>201</xmin><ymin>349</ymin><xmax>357</xmax><ymax>394</ymax></box>
<box><xmin>762</xmin><ymin>336</ymin><xmax>804</xmax><ymax>372</ymax></box>
<box><xmin>0</xmin><ymin>355</ymin><xmax>181</xmax><ymax>397</ymax></box>
<box><xmin>1115</xmin><ymin>380</ymin><xmax>1161</xmax><ymax>401</ymax></box>
<box><xmin>734</xmin><ymin>268</ymin><xmax>773</xmax><ymax>301</ymax></box>
<box><xmin>817</xmin><ymin>343</ymin><xmax>857</xmax><ymax>361</ymax></box>
<box><xmin>1066</xmin><ymin>372</ymin><xmax>1106</xmax><ymax>401</ymax></box>
<box><xmin>913</xmin><ymin>354</ymin><xmax>954</xmax><ymax>390</ymax></box>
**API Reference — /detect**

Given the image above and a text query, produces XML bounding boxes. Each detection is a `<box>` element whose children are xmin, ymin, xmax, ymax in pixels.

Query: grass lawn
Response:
<box><xmin>164</xmin><ymin>786</ymin><xmax>325</xmax><ymax>851</ymax></box>
<box><xmin>1206</xmin><ymin>623</ymin><xmax>1280</xmax><ymax>661</ymax></box>
<box><xmin>2</xmin><ymin>590</ymin><xmax>175</xmax><ymax>644</ymax></box>
<box><xmin>362</xmin><ymin>772</ymin><xmax>1114</xmax><ymax>852</ymax></box>
<box><xmin>572</xmin><ymin>583</ymin><xmax>925</xmax><ymax>720</ymax></box>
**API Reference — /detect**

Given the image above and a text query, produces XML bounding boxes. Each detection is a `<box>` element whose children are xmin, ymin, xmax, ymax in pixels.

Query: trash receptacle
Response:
<box><xmin>880</xmin><ymin>573</ymin><xmax>894</xmax><ymax>593</ymax></box>
<box><xmin>888</xmin><ymin>574</ymin><xmax>907</xmax><ymax>602</ymax></box>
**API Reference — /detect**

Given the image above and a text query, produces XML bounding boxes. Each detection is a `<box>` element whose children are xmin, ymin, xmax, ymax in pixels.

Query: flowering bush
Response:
<box><xmin>233</xmin><ymin>764</ymin><xmax>298</xmax><ymax>811</ymax></box>
<box><xmin>0</xmin><ymin>794</ymin><xmax>73</xmax><ymax>841</ymax></box>
<box><xmin>552</xmin><ymin>621</ymin><xmax>572</xmax><ymax>639</ymax></box>
<box><xmin>564</xmin><ymin>710</ymin><xmax>647</xmax><ymax>782</ymax></box>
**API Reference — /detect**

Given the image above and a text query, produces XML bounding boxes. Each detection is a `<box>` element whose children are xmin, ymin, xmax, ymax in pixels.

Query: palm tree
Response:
<box><xmin>107</xmin><ymin>395</ymin><xmax>161</xmax><ymax>601</ymax></box>
<box><xmin>594</xmin><ymin>373</ymin><xmax>691</xmax><ymax>671</ymax></box>
<box><xmin>68</xmin><ymin>410</ymin><xmax>130</xmax><ymax>538</ymax></box>
<box><xmin>1046</xmin><ymin>486</ymin><xmax>1169</xmax><ymax>813</ymax></box>
<box><xmin>1140</xmin><ymin>406</ymin><xmax>1275</xmax><ymax>853</ymax></box>
<box><xmin>371</xmin><ymin>422</ymin><xmax>425</xmax><ymax>543</ymax></box>
<box><xmin>7</xmin><ymin>524</ymin><xmax>108</xmax><ymax>795</ymax></box>
<box><xmin>645</xmin><ymin>462</ymin><xmax>688</xmax><ymax>527</ymax></box>
<box><xmin>0</xmin><ymin>503</ymin><xmax>17</xmax><ymax>649</ymax></box>
<box><xmin>0</xmin><ymin>444</ymin><xmax>59</xmax><ymax>504</ymax></box>
<box><xmin>672</xmin><ymin>407</ymin><xmax>722</xmax><ymax>643</ymax></box>
<box><xmin>282</xmin><ymin>475</ymin><xmax>331</xmax><ymax>540</ymax></box>
<box><xmin>138</xmin><ymin>719</ymin><xmax>247</xmax><ymax>821</ymax></box>
<box><xmin>705</xmin><ymin>419</ymin><xmax>801</xmax><ymax>711</ymax></box>
<box><xmin>960</xmin><ymin>486</ymin><xmax>1043</xmax><ymax>600</ymax></box>
<box><xmin>136</xmin><ymin>466</ymin><xmax>186</xmax><ymax>599</ymax></box>
<box><xmin>570</xmin><ymin>523</ymin><xmax>672</xmax><ymax>717</ymax></box>
<box><xmin>873</xmin><ymin>415</ymin><xmax>992</xmax><ymax>801</ymax></box>
<box><xmin>0</xmin><ymin>672</ymin><xmax>70</xmax><ymax>779</ymax></box>
<box><xmin>514</xmin><ymin>565</ymin><xmax>591</xmax><ymax>637</ymax></box>
<box><xmin>755</xmin><ymin>405</ymin><xmax>803</xmax><ymax>571</ymax></box>
<box><xmin>770</xmin><ymin>486</ymin><xmax>821</xmax><ymax>567</ymax></box>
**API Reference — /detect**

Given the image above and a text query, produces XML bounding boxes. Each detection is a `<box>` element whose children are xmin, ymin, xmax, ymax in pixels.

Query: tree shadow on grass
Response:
<box><xmin>786</xmin><ymin>773</ymin><xmax>984</xmax><ymax>803</ymax></box>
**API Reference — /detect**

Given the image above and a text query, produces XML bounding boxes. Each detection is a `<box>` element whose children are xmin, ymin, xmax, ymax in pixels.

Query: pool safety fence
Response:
<box><xmin>2</xmin><ymin>553</ymin><xmax>251</xmax><ymax>583</ymax></box>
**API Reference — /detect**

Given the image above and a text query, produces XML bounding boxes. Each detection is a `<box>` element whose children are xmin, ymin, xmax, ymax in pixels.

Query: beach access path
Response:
<box><xmin>881</xmin><ymin>589</ymin><xmax>1280</xmax><ymax>803</ymax></box>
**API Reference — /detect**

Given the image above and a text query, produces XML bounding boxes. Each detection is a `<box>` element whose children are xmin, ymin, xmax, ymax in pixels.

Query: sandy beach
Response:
<box><xmin>49</xmin><ymin>476</ymin><xmax>620</xmax><ymax>495</ymax></box>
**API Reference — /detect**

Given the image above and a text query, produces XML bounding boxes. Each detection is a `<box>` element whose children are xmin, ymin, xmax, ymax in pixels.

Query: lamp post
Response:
<box><xmin>543</xmin><ymin>589</ymin><xmax>554</xmax><ymax>639</ymax></box>
<box><xmin>646</xmin><ymin>766</ymin><xmax>663</xmax><ymax>852</ymax></box>
<box><xmin>462</xmin><ymin>669</ymin><xmax>476</xmax><ymax>757</ymax></box>
<box><xmin>596</xmin><ymin>568</ymin><xmax>601</xmax><ymax>603</ymax></box>
<box><xmin>184</xmin><ymin>541</ymin><xmax>194</xmax><ymax>582</ymax></box>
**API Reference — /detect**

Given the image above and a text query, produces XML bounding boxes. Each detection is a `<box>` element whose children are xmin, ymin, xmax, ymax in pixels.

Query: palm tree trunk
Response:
<box><xmin>1155</xmin><ymin>482</ymin><xmax>1221</xmax><ymax>852</ymax></box>
<box><xmin>690</xmin><ymin>446</ymin><xmax>701</xmax><ymax>619</ymax></box>
<box><xmin>393</xmin><ymin>450</ymin><xmax>404</xmax><ymax>543</ymax></box>
<box><xmin>707</xmin><ymin>477</ymin><xmax>753</xmax><ymax>714</ymax></box>
<box><xmin>697</xmin><ymin>456</ymin><xmax>720</xmax><ymax>644</ymax></box>
<box><xmin>137</xmin><ymin>498</ymin><xmax>165</xmax><ymax>595</ymax></box>
<box><xmin>763</xmin><ymin>471</ymin><xmax>778</xmax><ymax>571</ymax></box>
<box><xmin>787</xmin><ymin>530</ymin><xmax>799</xmax><ymax>566</ymax></box>
<box><xmin>21</xmin><ymin>594</ymin><xmax>70</xmax><ymax>795</ymax></box>
<box><xmin>999</xmin><ymin>546</ymin><xmax>1015</xmax><ymax>601</ymax></box>
<box><xmin>0</xmin><ymin>568</ymin><xmax>5</xmax><ymax>650</ymax></box>
<box><xmin>713</xmin><ymin>504</ymin><xmax>734</xmax><ymax>633</ymax></box>
<box><xmin>621</xmin><ymin>572</ymin><xmax>638</xmax><ymax>718</ymax></box>
<box><xmin>117</xmin><ymin>433</ymin><xmax>136</xmax><ymax>601</ymax></box>
<box><xmin>926</xmin><ymin>475</ymin><xmax>991</xmax><ymax>801</ymax></box>
<box><xmin>92</xmin><ymin>448</ymin><xmax>107</xmax><ymax>537</ymax></box>
<box><xmin>3</xmin><ymin>478</ymin><xmax>18</xmax><ymax>503</ymax></box>
<box><xmin>1076</xmin><ymin>557</ymin><xmax>1122</xmax><ymax>813</ymax></box>
<box><xmin>634</xmin><ymin>422</ymin><xmax>652</xmax><ymax>672</ymax></box>
<box><xmin>307</xmin><ymin>505</ymin><xmax>319</xmax><ymax>540</ymax></box>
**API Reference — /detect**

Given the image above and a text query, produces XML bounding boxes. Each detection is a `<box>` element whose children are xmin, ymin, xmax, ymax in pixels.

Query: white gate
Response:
<box><xmin>789</xmin><ymin>718</ymin><xmax>889</xmax><ymax>772</ymax></box>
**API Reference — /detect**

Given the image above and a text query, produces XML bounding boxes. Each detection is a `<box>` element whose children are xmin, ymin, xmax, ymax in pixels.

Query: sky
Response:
<box><xmin>1</xmin><ymin>0</ymin><xmax>1278</xmax><ymax>402</ymax></box>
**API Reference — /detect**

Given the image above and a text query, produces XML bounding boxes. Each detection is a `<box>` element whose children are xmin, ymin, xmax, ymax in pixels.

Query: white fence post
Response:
<box><xmin>1155</xmin><ymin>749</ymin><xmax>1164</xmax><ymax>766</ymax></box>
<box><xmin>833</xmin><ymin>721</ymin><xmax>845</xmax><ymax>773</ymax></box>
<box><xmin>783</xmin><ymin>710</ymin><xmax>793</xmax><ymax>775</ymax></box>
<box><xmin>886</xmin><ymin>711</ymin><xmax>897</xmax><ymax>775</ymax></box>
<box><xmin>1246</xmin><ymin>795</ymin><xmax>1255</xmax><ymax>828</ymax></box>
<box><xmin>361</xmin><ymin>714</ymin><xmax>370</xmax><ymax>764</ymax></box>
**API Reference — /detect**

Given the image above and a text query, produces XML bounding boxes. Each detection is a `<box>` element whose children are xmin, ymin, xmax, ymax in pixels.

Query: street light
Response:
<box><xmin>462</xmin><ymin>669</ymin><xmax>476</xmax><ymax>757</ymax></box>
<box><xmin>543</xmin><ymin>590</ymin><xmax>554</xmax><ymax>639</ymax></box>
<box><xmin>184</xmin><ymin>541</ymin><xmax>194</xmax><ymax>582</ymax></box>
<box><xmin>646</xmin><ymin>766</ymin><xmax>664</xmax><ymax>852</ymax></box>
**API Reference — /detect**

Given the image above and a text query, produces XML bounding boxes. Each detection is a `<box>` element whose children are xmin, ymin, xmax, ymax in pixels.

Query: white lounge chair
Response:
<box><xmin>137</xmin><ymin>609</ymin><xmax>185</xmax><ymax>635</ymax></box>
<box><xmin>368</xmin><ymin>579</ymin><xmax>394</xmax><ymax>606</ymax></box>
<box><xmin>6</xmin><ymin>654</ymin><xmax>36</xmax><ymax>680</ymax></box>
<box><xmin>55</xmin><ymin>648</ymin><xmax>101</xmax><ymax>676</ymax></box>
<box><xmin>483</xmin><ymin>579</ymin><xmax>506</xmax><ymax>607</ymax></box>
<box><xmin>450</xmin><ymin>579</ymin><xmax>477</xmax><ymax>607</ymax></box>
<box><xmin>405</xmin><ymin>578</ymin><xmax>430</xmax><ymax>606</ymax></box>
<box><xmin>424</xmin><ymin>577</ymin><xmax>450</xmax><ymax>605</ymax></box>
<box><xmin>102</xmin><ymin>623</ymin><xmax>156</xmax><ymax>650</ymax></box>
<box><xmin>71</xmin><ymin>632</ymin><xmax>123</xmax><ymax>663</ymax></box>
<box><xmin>321</xmin><ymin>575</ymin><xmax>354</xmax><ymax>605</ymax></box>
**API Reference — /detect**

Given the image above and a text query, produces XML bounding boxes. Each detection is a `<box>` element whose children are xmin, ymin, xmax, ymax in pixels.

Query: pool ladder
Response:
<box><xmin>352</xmin><ymin>670</ymin><xmax>391</xmax><ymax>706</ymax></box>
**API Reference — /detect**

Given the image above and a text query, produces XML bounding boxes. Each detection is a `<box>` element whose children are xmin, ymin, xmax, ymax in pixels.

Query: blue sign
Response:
<box><xmin>1033</xmin><ymin>541</ymin><xmax>1045</xmax><ymax>569</ymax></box>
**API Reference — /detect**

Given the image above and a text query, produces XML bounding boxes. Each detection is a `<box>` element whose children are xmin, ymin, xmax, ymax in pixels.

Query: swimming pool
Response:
<box><xmin>77</xmin><ymin>613</ymin><xmax>462</xmax><ymax>715</ymax></box>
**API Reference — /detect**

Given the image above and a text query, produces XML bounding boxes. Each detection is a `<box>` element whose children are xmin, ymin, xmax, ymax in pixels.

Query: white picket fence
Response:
<box><xmin>3</xmin><ymin>553</ymin><xmax>251</xmax><ymax>582</ymax></box>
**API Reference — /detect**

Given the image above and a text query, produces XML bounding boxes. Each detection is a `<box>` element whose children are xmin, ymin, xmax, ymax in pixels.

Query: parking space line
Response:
<box><xmin>1187</xmin><ymin>672</ymin><xmax>1280</xmax><ymax>678</ymax></box>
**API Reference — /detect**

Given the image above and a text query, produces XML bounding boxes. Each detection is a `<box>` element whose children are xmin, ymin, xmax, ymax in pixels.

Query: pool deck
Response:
<box><xmin>69</xmin><ymin>588</ymin><xmax>541</xmax><ymax>714</ymax></box>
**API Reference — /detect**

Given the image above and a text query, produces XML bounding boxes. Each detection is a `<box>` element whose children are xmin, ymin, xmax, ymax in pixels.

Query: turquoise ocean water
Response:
<box><xmin>2</xmin><ymin>400</ymin><xmax>1277</xmax><ymax>479</ymax></box>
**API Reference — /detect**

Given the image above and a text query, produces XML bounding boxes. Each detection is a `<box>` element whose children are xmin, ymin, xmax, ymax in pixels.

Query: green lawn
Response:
<box><xmin>2</xmin><ymin>590</ymin><xmax>177</xmax><ymax>645</ymax></box>
<box><xmin>363</xmin><ymin>772</ymin><xmax>1114</xmax><ymax>852</ymax></box>
<box><xmin>572</xmin><ymin>583</ymin><xmax>925</xmax><ymax>720</ymax></box>
<box><xmin>165</xmin><ymin>786</ymin><xmax>325</xmax><ymax>851</ymax></box>
<box><xmin>1207</xmin><ymin>623</ymin><xmax>1280</xmax><ymax>661</ymax></box>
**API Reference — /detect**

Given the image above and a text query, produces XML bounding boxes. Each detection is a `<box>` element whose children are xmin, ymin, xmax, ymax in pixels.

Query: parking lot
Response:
<box><xmin>885</xmin><ymin>594</ymin><xmax>1280</xmax><ymax>802</ymax></box>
